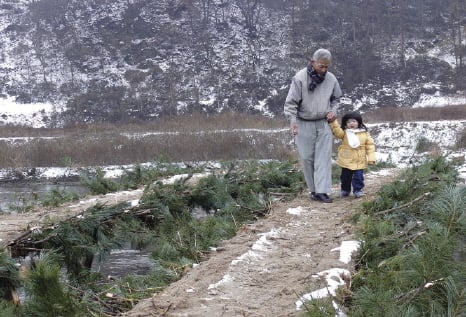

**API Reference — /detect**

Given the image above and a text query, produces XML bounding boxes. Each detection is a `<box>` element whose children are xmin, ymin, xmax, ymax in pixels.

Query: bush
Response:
<box><xmin>350</xmin><ymin>158</ymin><xmax>466</xmax><ymax>316</ymax></box>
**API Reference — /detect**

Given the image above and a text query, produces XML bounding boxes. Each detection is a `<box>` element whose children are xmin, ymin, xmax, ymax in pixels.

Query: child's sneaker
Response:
<box><xmin>340</xmin><ymin>190</ymin><xmax>350</xmax><ymax>197</ymax></box>
<box><xmin>354</xmin><ymin>191</ymin><xmax>365</xmax><ymax>198</ymax></box>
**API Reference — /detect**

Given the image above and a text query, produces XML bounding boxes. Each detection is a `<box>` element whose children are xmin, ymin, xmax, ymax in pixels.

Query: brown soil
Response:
<box><xmin>119</xmin><ymin>169</ymin><xmax>398</xmax><ymax>317</ymax></box>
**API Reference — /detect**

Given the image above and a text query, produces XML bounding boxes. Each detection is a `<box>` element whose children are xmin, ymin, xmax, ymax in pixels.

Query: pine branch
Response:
<box><xmin>395</xmin><ymin>284</ymin><xmax>424</xmax><ymax>303</ymax></box>
<box><xmin>375</xmin><ymin>192</ymin><xmax>431</xmax><ymax>216</ymax></box>
<box><xmin>402</xmin><ymin>230</ymin><xmax>427</xmax><ymax>249</ymax></box>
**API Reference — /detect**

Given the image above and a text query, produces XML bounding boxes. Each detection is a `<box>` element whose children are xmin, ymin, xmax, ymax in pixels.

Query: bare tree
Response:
<box><xmin>234</xmin><ymin>0</ymin><xmax>262</xmax><ymax>37</ymax></box>
<box><xmin>448</xmin><ymin>0</ymin><xmax>465</xmax><ymax>71</ymax></box>
<box><xmin>199</xmin><ymin>0</ymin><xmax>213</xmax><ymax>24</ymax></box>
<box><xmin>399</xmin><ymin>0</ymin><xmax>406</xmax><ymax>68</ymax></box>
<box><xmin>216</xmin><ymin>0</ymin><xmax>229</xmax><ymax>25</ymax></box>
<box><xmin>287</xmin><ymin>0</ymin><xmax>304</xmax><ymax>57</ymax></box>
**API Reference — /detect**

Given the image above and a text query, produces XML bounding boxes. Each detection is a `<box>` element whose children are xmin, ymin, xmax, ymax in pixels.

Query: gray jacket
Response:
<box><xmin>284</xmin><ymin>67</ymin><xmax>342</xmax><ymax>124</ymax></box>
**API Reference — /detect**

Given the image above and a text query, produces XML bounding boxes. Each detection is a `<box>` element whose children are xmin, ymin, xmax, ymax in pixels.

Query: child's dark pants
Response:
<box><xmin>340</xmin><ymin>168</ymin><xmax>364</xmax><ymax>193</ymax></box>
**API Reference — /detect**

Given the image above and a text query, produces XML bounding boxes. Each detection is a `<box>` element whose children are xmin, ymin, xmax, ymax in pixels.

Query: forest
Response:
<box><xmin>0</xmin><ymin>0</ymin><xmax>464</xmax><ymax>125</ymax></box>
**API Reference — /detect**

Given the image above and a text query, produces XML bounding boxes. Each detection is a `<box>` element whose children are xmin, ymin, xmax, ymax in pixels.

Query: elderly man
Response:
<box><xmin>284</xmin><ymin>48</ymin><xmax>342</xmax><ymax>203</ymax></box>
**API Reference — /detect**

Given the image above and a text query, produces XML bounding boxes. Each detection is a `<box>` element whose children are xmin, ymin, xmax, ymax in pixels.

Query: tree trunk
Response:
<box><xmin>399</xmin><ymin>0</ymin><xmax>406</xmax><ymax>68</ymax></box>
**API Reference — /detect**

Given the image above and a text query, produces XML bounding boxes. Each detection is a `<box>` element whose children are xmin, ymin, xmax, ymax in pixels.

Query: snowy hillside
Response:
<box><xmin>0</xmin><ymin>0</ymin><xmax>464</xmax><ymax>126</ymax></box>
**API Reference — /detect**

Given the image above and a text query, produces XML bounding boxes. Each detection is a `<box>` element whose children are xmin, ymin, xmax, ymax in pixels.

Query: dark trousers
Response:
<box><xmin>340</xmin><ymin>168</ymin><xmax>364</xmax><ymax>193</ymax></box>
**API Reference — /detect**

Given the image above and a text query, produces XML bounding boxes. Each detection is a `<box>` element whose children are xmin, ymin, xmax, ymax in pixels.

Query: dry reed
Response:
<box><xmin>0</xmin><ymin>107</ymin><xmax>464</xmax><ymax>168</ymax></box>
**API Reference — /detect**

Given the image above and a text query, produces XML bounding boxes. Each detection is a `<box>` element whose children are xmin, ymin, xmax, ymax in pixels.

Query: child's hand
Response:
<box><xmin>368</xmin><ymin>161</ymin><xmax>375</xmax><ymax>165</ymax></box>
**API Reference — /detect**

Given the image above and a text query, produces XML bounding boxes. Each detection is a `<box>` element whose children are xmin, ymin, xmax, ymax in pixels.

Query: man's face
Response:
<box><xmin>311</xmin><ymin>59</ymin><xmax>331</xmax><ymax>75</ymax></box>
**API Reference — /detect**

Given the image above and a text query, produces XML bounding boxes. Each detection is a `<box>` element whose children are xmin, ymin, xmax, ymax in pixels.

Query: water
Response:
<box><xmin>0</xmin><ymin>180</ymin><xmax>153</xmax><ymax>280</ymax></box>
<box><xmin>0</xmin><ymin>180</ymin><xmax>89</xmax><ymax>213</ymax></box>
<box><xmin>13</xmin><ymin>247</ymin><xmax>154</xmax><ymax>305</ymax></box>
<box><xmin>92</xmin><ymin>248</ymin><xmax>154</xmax><ymax>279</ymax></box>
<box><xmin>1</xmin><ymin>180</ymin><xmax>155</xmax><ymax>282</ymax></box>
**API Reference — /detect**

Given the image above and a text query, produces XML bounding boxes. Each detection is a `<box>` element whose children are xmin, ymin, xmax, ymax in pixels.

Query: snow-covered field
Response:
<box><xmin>370</xmin><ymin>120</ymin><xmax>466</xmax><ymax>178</ymax></box>
<box><xmin>0</xmin><ymin>95</ymin><xmax>465</xmax><ymax>183</ymax></box>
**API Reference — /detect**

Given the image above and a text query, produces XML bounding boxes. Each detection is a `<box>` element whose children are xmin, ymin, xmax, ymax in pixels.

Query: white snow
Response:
<box><xmin>231</xmin><ymin>229</ymin><xmax>280</xmax><ymax>265</ymax></box>
<box><xmin>208</xmin><ymin>274</ymin><xmax>234</xmax><ymax>290</ymax></box>
<box><xmin>413</xmin><ymin>93</ymin><xmax>466</xmax><ymax>108</ymax></box>
<box><xmin>295</xmin><ymin>268</ymin><xmax>351</xmax><ymax>309</ymax></box>
<box><xmin>286</xmin><ymin>206</ymin><xmax>307</xmax><ymax>215</ymax></box>
<box><xmin>161</xmin><ymin>172</ymin><xmax>212</xmax><ymax>185</ymax></box>
<box><xmin>331</xmin><ymin>240</ymin><xmax>361</xmax><ymax>264</ymax></box>
<box><xmin>0</xmin><ymin>96</ymin><xmax>55</xmax><ymax>128</ymax></box>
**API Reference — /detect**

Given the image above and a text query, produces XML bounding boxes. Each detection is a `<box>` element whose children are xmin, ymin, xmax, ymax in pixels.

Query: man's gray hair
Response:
<box><xmin>312</xmin><ymin>48</ymin><xmax>332</xmax><ymax>61</ymax></box>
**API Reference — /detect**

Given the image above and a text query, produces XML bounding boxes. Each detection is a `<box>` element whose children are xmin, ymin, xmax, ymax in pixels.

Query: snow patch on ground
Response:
<box><xmin>331</xmin><ymin>240</ymin><xmax>361</xmax><ymax>264</ymax></box>
<box><xmin>296</xmin><ymin>268</ymin><xmax>351</xmax><ymax>315</ymax></box>
<box><xmin>0</xmin><ymin>96</ymin><xmax>56</xmax><ymax>128</ymax></box>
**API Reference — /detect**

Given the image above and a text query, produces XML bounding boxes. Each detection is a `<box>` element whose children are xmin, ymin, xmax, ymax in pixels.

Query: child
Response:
<box><xmin>329</xmin><ymin>112</ymin><xmax>376</xmax><ymax>198</ymax></box>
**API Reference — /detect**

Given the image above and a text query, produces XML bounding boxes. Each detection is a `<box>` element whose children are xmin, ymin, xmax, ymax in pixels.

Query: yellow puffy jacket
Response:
<box><xmin>329</xmin><ymin>120</ymin><xmax>376</xmax><ymax>170</ymax></box>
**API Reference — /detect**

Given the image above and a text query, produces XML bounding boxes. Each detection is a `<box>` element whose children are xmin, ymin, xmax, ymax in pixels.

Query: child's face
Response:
<box><xmin>346</xmin><ymin>118</ymin><xmax>359</xmax><ymax>129</ymax></box>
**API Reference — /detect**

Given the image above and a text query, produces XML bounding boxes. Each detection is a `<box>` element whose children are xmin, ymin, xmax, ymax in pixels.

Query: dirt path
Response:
<box><xmin>0</xmin><ymin>188</ymin><xmax>144</xmax><ymax>248</ymax></box>
<box><xmin>121</xmin><ymin>169</ymin><xmax>398</xmax><ymax>317</ymax></box>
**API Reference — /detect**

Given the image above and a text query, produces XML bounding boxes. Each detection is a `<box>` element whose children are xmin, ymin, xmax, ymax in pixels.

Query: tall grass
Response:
<box><xmin>0</xmin><ymin>106</ymin><xmax>464</xmax><ymax>168</ymax></box>
<box><xmin>363</xmin><ymin>104</ymin><xmax>466</xmax><ymax>123</ymax></box>
<box><xmin>0</xmin><ymin>128</ymin><xmax>292</xmax><ymax>168</ymax></box>
<box><xmin>0</xmin><ymin>113</ymin><xmax>292</xmax><ymax>168</ymax></box>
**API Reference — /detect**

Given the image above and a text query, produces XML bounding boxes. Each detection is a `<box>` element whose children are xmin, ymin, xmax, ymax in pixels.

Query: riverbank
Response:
<box><xmin>0</xmin><ymin>187</ymin><xmax>144</xmax><ymax>248</ymax></box>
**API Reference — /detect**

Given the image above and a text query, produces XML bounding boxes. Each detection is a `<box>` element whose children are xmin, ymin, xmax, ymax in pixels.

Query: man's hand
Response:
<box><xmin>290</xmin><ymin>122</ymin><xmax>298</xmax><ymax>136</ymax></box>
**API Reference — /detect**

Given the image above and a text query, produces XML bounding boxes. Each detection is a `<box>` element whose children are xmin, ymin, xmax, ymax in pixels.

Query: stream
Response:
<box><xmin>1</xmin><ymin>180</ymin><xmax>154</xmax><ymax>279</ymax></box>
<box><xmin>0</xmin><ymin>180</ymin><xmax>88</xmax><ymax>213</ymax></box>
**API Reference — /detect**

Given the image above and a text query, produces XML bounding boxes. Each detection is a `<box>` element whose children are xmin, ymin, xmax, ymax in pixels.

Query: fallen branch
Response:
<box><xmin>375</xmin><ymin>192</ymin><xmax>430</xmax><ymax>216</ymax></box>
<box><xmin>267</xmin><ymin>192</ymin><xmax>294</xmax><ymax>196</ymax></box>
<box><xmin>7</xmin><ymin>206</ymin><xmax>158</xmax><ymax>256</ymax></box>
<box><xmin>402</xmin><ymin>230</ymin><xmax>427</xmax><ymax>249</ymax></box>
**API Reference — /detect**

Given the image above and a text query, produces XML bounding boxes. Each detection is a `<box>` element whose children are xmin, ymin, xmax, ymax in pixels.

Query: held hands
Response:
<box><xmin>291</xmin><ymin>111</ymin><xmax>335</xmax><ymax>135</ymax></box>
<box><xmin>326</xmin><ymin>111</ymin><xmax>336</xmax><ymax>123</ymax></box>
<box><xmin>368</xmin><ymin>161</ymin><xmax>375</xmax><ymax>165</ymax></box>
<box><xmin>290</xmin><ymin>122</ymin><xmax>298</xmax><ymax>136</ymax></box>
